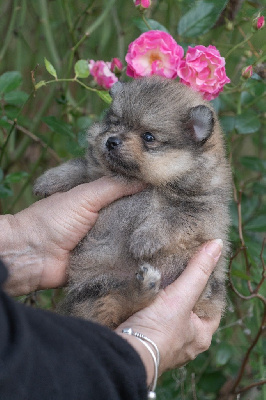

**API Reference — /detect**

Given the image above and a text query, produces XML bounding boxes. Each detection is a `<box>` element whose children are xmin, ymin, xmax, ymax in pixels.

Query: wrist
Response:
<box><xmin>115</xmin><ymin>328</ymin><xmax>156</xmax><ymax>389</ymax></box>
<box><xmin>0</xmin><ymin>214</ymin><xmax>43</xmax><ymax>296</ymax></box>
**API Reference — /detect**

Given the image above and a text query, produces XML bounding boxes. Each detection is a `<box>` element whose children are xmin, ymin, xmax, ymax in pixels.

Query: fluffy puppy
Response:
<box><xmin>34</xmin><ymin>77</ymin><xmax>231</xmax><ymax>329</ymax></box>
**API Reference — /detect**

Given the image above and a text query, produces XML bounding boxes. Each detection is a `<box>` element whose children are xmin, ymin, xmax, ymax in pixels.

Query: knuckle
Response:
<box><xmin>198</xmin><ymin>335</ymin><xmax>212</xmax><ymax>352</ymax></box>
<box><xmin>197</xmin><ymin>260</ymin><xmax>212</xmax><ymax>277</ymax></box>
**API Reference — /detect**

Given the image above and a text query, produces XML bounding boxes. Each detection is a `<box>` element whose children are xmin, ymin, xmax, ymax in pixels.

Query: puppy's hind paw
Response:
<box><xmin>136</xmin><ymin>264</ymin><xmax>161</xmax><ymax>293</ymax></box>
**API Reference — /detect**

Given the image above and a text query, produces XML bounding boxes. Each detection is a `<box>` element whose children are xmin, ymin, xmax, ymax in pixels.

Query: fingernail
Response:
<box><xmin>204</xmin><ymin>239</ymin><xmax>223</xmax><ymax>260</ymax></box>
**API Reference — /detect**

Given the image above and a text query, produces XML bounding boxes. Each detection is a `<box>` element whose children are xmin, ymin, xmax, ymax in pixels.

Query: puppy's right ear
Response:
<box><xmin>187</xmin><ymin>105</ymin><xmax>214</xmax><ymax>144</ymax></box>
<box><xmin>109</xmin><ymin>81</ymin><xmax>124</xmax><ymax>98</ymax></box>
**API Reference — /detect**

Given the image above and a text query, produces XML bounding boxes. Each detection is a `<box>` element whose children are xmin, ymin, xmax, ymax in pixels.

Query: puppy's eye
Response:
<box><xmin>142</xmin><ymin>132</ymin><xmax>155</xmax><ymax>142</ymax></box>
<box><xmin>109</xmin><ymin>115</ymin><xmax>120</xmax><ymax>125</ymax></box>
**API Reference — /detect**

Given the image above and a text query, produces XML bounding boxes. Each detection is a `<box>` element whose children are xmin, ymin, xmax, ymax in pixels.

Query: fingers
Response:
<box><xmin>163</xmin><ymin>239</ymin><xmax>223</xmax><ymax>313</ymax></box>
<box><xmin>66</xmin><ymin>177</ymin><xmax>146</xmax><ymax>213</ymax></box>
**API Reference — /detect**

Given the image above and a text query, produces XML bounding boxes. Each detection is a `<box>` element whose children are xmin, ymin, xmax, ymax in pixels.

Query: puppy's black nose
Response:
<box><xmin>106</xmin><ymin>136</ymin><xmax>122</xmax><ymax>150</ymax></box>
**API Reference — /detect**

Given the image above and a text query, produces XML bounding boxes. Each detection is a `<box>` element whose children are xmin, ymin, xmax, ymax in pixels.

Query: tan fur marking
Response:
<box><xmin>141</xmin><ymin>150</ymin><xmax>194</xmax><ymax>185</ymax></box>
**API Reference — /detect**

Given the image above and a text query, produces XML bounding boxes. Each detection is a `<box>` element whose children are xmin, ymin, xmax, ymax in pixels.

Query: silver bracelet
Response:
<box><xmin>122</xmin><ymin>328</ymin><xmax>160</xmax><ymax>399</ymax></box>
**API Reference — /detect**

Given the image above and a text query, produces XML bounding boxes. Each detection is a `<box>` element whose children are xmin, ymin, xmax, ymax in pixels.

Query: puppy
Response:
<box><xmin>34</xmin><ymin>77</ymin><xmax>231</xmax><ymax>329</ymax></box>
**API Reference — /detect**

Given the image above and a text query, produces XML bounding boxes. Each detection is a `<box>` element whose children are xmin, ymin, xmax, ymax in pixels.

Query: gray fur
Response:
<box><xmin>34</xmin><ymin>77</ymin><xmax>231</xmax><ymax>328</ymax></box>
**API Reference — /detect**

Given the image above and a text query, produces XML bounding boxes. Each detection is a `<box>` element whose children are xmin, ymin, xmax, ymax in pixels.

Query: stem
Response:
<box><xmin>66</xmin><ymin>0</ymin><xmax>116</xmax><ymax>78</ymax></box>
<box><xmin>231</xmin><ymin>309</ymin><xmax>266</xmax><ymax>394</ymax></box>
<box><xmin>39</xmin><ymin>0</ymin><xmax>61</xmax><ymax>70</ymax></box>
<box><xmin>72</xmin><ymin>1</ymin><xmax>96</xmax><ymax>32</ymax></box>
<box><xmin>225</xmin><ymin>34</ymin><xmax>253</xmax><ymax>59</ymax></box>
<box><xmin>15</xmin><ymin>0</ymin><xmax>27</xmax><ymax>71</ymax></box>
<box><xmin>41</xmin><ymin>78</ymin><xmax>98</xmax><ymax>93</ymax></box>
<box><xmin>0</xmin><ymin>121</ymin><xmax>16</xmax><ymax>167</ymax></box>
<box><xmin>12</xmin><ymin>87</ymin><xmax>56</xmax><ymax>166</ymax></box>
<box><xmin>235</xmin><ymin>380</ymin><xmax>266</xmax><ymax>395</ymax></box>
<box><xmin>111</xmin><ymin>7</ymin><xmax>125</xmax><ymax>61</ymax></box>
<box><xmin>0</xmin><ymin>0</ymin><xmax>19</xmax><ymax>62</ymax></box>
<box><xmin>61</xmin><ymin>0</ymin><xmax>76</xmax><ymax>46</ymax></box>
<box><xmin>141</xmin><ymin>14</ymin><xmax>152</xmax><ymax>30</ymax></box>
<box><xmin>6</xmin><ymin>119</ymin><xmax>61</xmax><ymax>163</ymax></box>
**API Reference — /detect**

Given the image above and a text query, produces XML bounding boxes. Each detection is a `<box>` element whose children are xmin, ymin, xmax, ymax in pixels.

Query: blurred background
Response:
<box><xmin>0</xmin><ymin>1</ymin><xmax>265</xmax><ymax>399</ymax></box>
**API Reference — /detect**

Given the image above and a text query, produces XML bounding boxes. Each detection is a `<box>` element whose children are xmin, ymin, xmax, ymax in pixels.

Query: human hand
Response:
<box><xmin>116</xmin><ymin>239</ymin><xmax>223</xmax><ymax>383</ymax></box>
<box><xmin>2</xmin><ymin>177</ymin><xmax>144</xmax><ymax>296</ymax></box>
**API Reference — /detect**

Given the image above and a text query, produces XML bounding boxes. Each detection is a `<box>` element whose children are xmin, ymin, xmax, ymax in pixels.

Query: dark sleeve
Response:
<box><xmin>0</xmin><ymin>260</ymin><xmax>147</xmax><ymax>400</ymax></box>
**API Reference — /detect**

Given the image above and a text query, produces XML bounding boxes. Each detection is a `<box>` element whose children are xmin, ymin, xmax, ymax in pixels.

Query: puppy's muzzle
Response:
<box><xmin>106</xmin><ymin>136</ymin><xmax>122</xmax><ymax>151</ymax></box>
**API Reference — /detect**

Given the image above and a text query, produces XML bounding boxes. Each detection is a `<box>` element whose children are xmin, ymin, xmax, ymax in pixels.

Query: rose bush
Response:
<box><xmin>178</xmin><ymin>45</ymin><xmax>230</xmax><ymax>100</ymax></box>
<box><xmin>125</xmin><ymin>30</ymin><xmax>184</xmax><ymax>79</ymax></box>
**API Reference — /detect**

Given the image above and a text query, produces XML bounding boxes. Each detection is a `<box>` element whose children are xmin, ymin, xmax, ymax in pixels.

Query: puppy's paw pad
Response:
<box><xmin>136</xmin><ymin>264</ymin><xmax>161</xmax><ymax>292</ymax></box>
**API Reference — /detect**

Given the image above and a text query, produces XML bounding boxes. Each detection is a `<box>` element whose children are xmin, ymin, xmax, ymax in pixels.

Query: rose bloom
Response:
<box><xmin>134</xmin><ymin>0</ymin><xmax>151</xmax><ymax>8</ymax></box>
<box><xmin>256</xmin><ymin>15</ymin><xmax>265</xmax><ymax>30</ymax></box>
<box><xmin>178</xmin><ymin>45</ymin><xmax>230</xmax><ymax>100</ymax></box>
<box><xmin>88</xmin><ymin>60</ymin><xmax>118</xmax><ymax>90</ymax></box>
<box><xmin>242</xmin><ymin>65</ymin><xmax>253</xmax><ymax>79</ymax></box>
<box><xmin>125</xmin><ymin>30</ymin><xmax>184</xmax><ymax>79</ymax></box>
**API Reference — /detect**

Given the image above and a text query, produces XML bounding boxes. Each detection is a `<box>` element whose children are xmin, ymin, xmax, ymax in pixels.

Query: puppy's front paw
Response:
<box><xmin>33</xmin><ymin>166</ymin><xmax>72</xmax><ymax>197</ymax></box>
<box><xmin>33</xmin><ymin>173</ymin><xmax>59</xmax><ymax>197</ymax></box>
<box><xmin>130</xmin><ymin>228</ymin><xmax>167</xmax><ymax>260</ymax></box>
<box><xmin>136</xmin><ymin>264</ymin><xmax>161</xmax><ymax>294</ymax></box>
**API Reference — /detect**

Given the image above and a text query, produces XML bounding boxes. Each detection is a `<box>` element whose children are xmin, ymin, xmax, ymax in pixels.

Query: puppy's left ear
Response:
<box><xmin>188</xmin><ymin>105</ymin><xmax>214</xmax><ymax>143</ymax></box>
<box><xmin>109</xmin><ymin>81</ymin><xmax>124</xmax><ymax>99</ymax></box>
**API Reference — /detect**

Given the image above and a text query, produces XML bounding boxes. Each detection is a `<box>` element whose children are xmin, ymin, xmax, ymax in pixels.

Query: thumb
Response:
<box><xmin>65</xmin><ymin>176</ymin><xmax>146</xmax><ymax>214</ymax></box>
<box><xmin>163</xmin><ymin>239</ymin><xmax>223</xmax><ymax>313</ymax></box>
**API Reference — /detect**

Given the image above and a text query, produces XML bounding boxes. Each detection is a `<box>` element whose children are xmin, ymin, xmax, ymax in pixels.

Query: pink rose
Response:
<box><xmin>242</xmin><ymin>65</ymin><xmax>253</xmax><ymax>79</ymax></box>
<box><xmin>134</xmin><ymin>0</ymin><xmax>151</xmax><ymax>8</ymax></box>
<box><xmin>178</xmin><ymin>45</ymin><xmax>230</xmax><ymax>100</ymax></box>
<box><xmin>256</xmin><ymin>15</ymin><xmax>265</xmax><ymax>30</ymax></box>
<box><xmin>110</xmin><ymin>58</ymin><xmax>123</xmax><ymax>74</ymax></box>
<box><xmin>89</xmin><ymin>60</ymin><xmax>118</xmax><ymax>90</ymax></box>
<box><xmin>125</xmin><ymin>30</ymin><xmax>184</xmax><ymax>79</ymax></box>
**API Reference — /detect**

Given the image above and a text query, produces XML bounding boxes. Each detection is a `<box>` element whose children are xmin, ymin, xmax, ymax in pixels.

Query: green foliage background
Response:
<box><xmin>0</xmin><ymin>1</ymin><xmax>265</xmax><ymax>399</ymax></box>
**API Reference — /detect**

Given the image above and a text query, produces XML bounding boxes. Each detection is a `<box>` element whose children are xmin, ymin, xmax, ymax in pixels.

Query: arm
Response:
<box><xmin>0</xmin><ymin>260</ymin><xmax>147</xmax><ymax>400</ymax></box>
<box><xmin>0</xmin><ymin>177</ymin><xmax>144</xmax><ymax>296</ymax></box>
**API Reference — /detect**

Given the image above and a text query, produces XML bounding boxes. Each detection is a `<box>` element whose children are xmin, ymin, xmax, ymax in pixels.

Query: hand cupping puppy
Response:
<box><xmin>116</xmin><ymin>240</ymin><xmax>222</xmax><ymax>381</ymax></box>
<box><xmin>1</xmin><ymin>177</ymin><xmax>144</xmax><ymax>296</ymax></box>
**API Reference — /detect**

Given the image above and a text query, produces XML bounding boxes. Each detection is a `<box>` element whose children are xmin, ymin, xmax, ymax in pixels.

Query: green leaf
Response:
<box><xmin>220</xmin><ymin>116</ymin><xmax>235</xmax><ymax>133</ymax></box>
<box><xmin>76</xmin><ymin>116</ymin><xmax>93</xmax><ymax>130</ymax></box>
<box><xmin>44</xmin><ymin>58</ymin><xmax>57</xmax><ymax>79</ymax></box>
<box><xmin>0</xmin><ymin>71</ymin><xmax>22</xmax><ymax>95</ymax></box>
<box><xmin>178</xmin><ymin>0</ymin><xmax>229</xmax><ymax>37</ymax></box>
<box><xmin>240</xmin><ymin>156</ymin><xmax>266</xmax><ymax>173</ymax></box>
<box><xmin>133</xmin><ymin>17</ymin><xmax>169</xmax><ymax>33</ymax></box>
<box><xmin>65</xmin><ymin>137</ymin><xmax>84</xmax><ymax>157</ymax></box>
<box><xmin>235</xmin><ymin>111</ymin><xmax>261</xmax><ymax>134</ymax></box>
<box><xmin>43</xmin><ymin>116</ymin><xmax>75</xmax><ymax>138</ymax></box>
<box><xmin>0</xmin><ymin>117</ymin><xmax>10</xmax><ymax>129</ymax></box>
<box><xmin>215</xmin><ymin>343</ymin><xmax>232</xmax><ymax>367</ymax></box>
<box><xmin>95</xmin><ymin>90</ymin><xmax>112</xmax><ymax>104</ymax></box>
<box><xmin>4</xmin><ymin>90</ymin><xmax>29</xmax><ymax>106</ymax></box>
<box><xmin>0</xmin><ymin>184</ymin><xmax>13</xmax><ymax>198</ymax></box>
<box><xmin>78</xmin><ymin>130</ymin><xmax>88</xmax><ymax>149</ymax></box>
<box><xmin>4</xmin><ymin>171</ymin><xmax>29</xmax><ymax>184</ymax></box>
<box><xmin>244</xmin><ymin>215</ymin><xmax>266</xmax><ymax>232</ymax></box>
<box><xmin>74</xmin><ymin>60</ymin><xmax>90</xmax><ymax>79</ymax></box>
<box><xmin>231</xmin><ymin>269</ymin><xmax>252</xmax><ymax>281</ymax></box>
<box><xmin>252</xmin><ymin>181</ymin><xmax>266</xmax><ymax>195</ymax></box>
<box><xmin>0</xmin><ymin>168</ymin><xmax>4</xmax><ymax>182</ymax></box>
